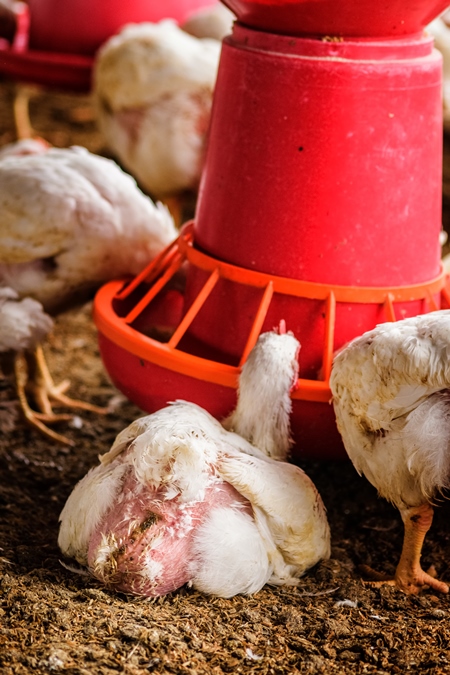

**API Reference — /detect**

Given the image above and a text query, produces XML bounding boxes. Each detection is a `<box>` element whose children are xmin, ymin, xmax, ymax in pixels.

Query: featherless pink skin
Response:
<box><xmin>87</xmin><ymin>470</ymin><xmax>252</xmax><ymax>597</ymax></box>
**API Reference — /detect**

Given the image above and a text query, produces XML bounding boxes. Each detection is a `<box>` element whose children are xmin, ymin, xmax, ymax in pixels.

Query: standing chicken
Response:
<box><xmin>58</xmin><ymin>327</ymin><xmax>330</xmax><ymax>598</ymax></box>
<box><xmin>0</xmin><ymin>143</ymin><xmax>177</xmax><ymax>444</ymax></box>
<box><xmin>93</xmin><ymin>20</ymin><xmax>221</xmax><ymax>223</ymax></box>
<box><xmin>330</xmin><ymin>311</ymin><xmax>450</xmax><ymax>594</ymax></box>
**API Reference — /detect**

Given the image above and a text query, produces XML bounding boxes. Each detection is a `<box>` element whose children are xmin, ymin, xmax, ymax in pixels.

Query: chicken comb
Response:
<box><xmin>275</xmin><ymin>319</ymin><xmax>287</xmax><ymax>335</ymax></box>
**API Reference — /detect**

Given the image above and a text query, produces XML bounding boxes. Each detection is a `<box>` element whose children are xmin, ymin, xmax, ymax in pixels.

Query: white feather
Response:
<box><xmin>58</xmin><ymin>461</ymin><xmax>129</xmax><ymax>565</ymax></box>
<box><xmin>93</xmin><ymin>20</ymin><xmax>221</xmax><ymax>197</ymax></box>
<box><xmin>330</xmin><ymin>310</ymin><xmax>450</xmax><ymax>508</ymax></box>
<box><xmin>188</xmin><ymin>506</ymin><xmax>271</xmax><ymax>597</ymax></box>
<box><xmin>0</xmin><ymin>145</ymin><xmax>177</xmax><ymax>311</ymax></box>
<box><xmin>223</xmin><ymin>331</ymin><xmax>300</xmax><ymax>460</ymax></box>
<box><xmin>0</xmin><ymin>286</ymin><xmax>53</xmax><ymax>351</ymax></box>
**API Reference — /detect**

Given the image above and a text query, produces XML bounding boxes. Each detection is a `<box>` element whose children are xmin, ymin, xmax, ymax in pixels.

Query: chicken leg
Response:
<box><xmin>14</xmin><ymin>351</ymin><xmax>75</xmax><ymax>446</ymax></box>
<box><xmin>14</xmin><ymin>345</ymin><xmax>108</xmax><ymax>446</ymax></box>
<box><xmin>13</xmin><ymin>83</ymin><xmax>40</xmax><ymax>140</ymax></box>
<box><xmin>360</xmin><ymin>504</ymin><xmax>449</xmax><ymax>594</ymax></box>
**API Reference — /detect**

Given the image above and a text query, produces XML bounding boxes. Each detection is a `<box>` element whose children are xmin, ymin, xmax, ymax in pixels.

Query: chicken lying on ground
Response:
<box><xmin>330</xmin><ymin>311</ymin><xmax>450</xmax><ymax>594</ymax></box>
<box><xmin>0</xmin><ymin>143</ymin><xmax>177</xmax><ymax>444</ymax></box>
<box><xmin>93</xmin><ymin>20</ymin><xmax>221</xmax><ymax>224</ymax></box>
<box><xmin>58</xmin><ymin>327</ymin><xmax>330</xmax><ymax>598</ymax></box>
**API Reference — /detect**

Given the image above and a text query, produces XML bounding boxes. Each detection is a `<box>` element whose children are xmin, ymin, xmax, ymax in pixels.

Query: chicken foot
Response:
<box><xmin>14</xmin><ymin>345</ymin><xmax>109</xmax><ymax>445</ymax></box>
<box><xmin>360</xmin><ymin>504</ymin><xmax>449</xmax><ymax>594</ymax></box>
<box><xmin>31</xmin><ymin>345</ymin><xmax>108</xmax><ymax>415</ymax></box>
<box><xmin>14</xmin><ymin>351</ymin><xmax>75</xmax><ymax>446</ymax></box>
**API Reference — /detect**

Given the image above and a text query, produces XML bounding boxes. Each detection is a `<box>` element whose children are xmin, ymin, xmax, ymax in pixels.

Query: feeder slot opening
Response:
<box><xmin>168</xmin><ymin>268</ymin><xmax>220</xmax><ymax>349</ymax></box>
<box><xmin>239</xmin><ymin>281</ymin><xmax>275</xmax><ymax>366</ymax></box>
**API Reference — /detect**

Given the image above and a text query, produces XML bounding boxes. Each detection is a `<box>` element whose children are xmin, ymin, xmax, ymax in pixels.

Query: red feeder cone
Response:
<box><xmin>94</xmin><ymin>0</ymin><xmax>450</xmax><ymax>460</ymax></box>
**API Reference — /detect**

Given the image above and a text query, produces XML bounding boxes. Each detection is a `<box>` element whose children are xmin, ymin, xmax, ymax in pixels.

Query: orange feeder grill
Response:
<box><xmin>94</xmin><ymin>223</ymin><xmax>450</xmax><ymax>460</ymax></box>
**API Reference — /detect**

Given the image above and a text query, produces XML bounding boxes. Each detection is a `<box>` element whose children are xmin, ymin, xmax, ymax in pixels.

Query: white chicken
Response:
<box><xmin>0</xmin><ymin>137</ymin><xmax>50</xmax><ymax>159</ymax></box>
<box><xmin>0</xmin><ymin>287</ymin><xmax>52</xmax><ymax>354</ymax></box>
<box><xmin>93</xmin><ymin>20</ymin><xmax>221</xmax><ymax>223</ymax></box>
<box><xmin>0</xmin><ymin>143</ymin><xmax>177</xmax><ymax>444</ymax></box>
<box><xmin>181</xmin><ymin>3</ymin><xmax>234</xmax><ymax>40</ymax></box>
<box><xmin>427</xmin><ymin>17</ymin><xmax>450</xmax><ymax>131</ymax></box>
<box><xmin>330</xmin><ymin>310</ymin><xmax>450</xmax><ymax>594</ymax></box>
<box><xmin>58</xmin><ymin>327</ymin><xmax>330</xmax><ymax>598</ymax></box>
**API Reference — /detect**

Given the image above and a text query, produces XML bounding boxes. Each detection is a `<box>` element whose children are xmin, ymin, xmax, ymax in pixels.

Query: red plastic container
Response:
<box><xmin>94</xmin><ymin>1</ymin><xmax>449</xmax><ymax>460</ymax></box>
<box><xmin>0</xmin><ymin>0</ymin><xmax>219</xmax><ymax>91</ymax></box>
<box><xmin>190</xmin><ymin>24</ymin><xmax>443</xmax><ymax>378</ymax></box>
<box><xmin>223</xmin><ymin>0</ymin><xmax>450</xmax><ymax>37</ymax></box>
<box><xmin>28</xmin><ymin>0</ymin><xmax>218</xmax><ymax>55</ymax></box>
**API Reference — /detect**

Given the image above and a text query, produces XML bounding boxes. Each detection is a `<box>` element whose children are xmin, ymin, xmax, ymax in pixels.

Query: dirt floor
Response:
<box><xmin>1</xmin><ymin>80</ymin><xmax>450</xmax><ymax>675</ymax></box>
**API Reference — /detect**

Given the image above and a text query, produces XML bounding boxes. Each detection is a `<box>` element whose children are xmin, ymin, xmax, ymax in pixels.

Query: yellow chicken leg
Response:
<box><xmin>14</xmin><ymin>345</ymin><xmax>109</xmax><ymax>445</ymax></box>
<box><xmin>360</xmin><ymin>504</ymin><xmax>449</xmax><ymax>594</ymax></box>
<box><xmin>31</xmin><ymin>345</ymin><xmax>108</xmax><ymax>416</ymax></box>
<box><xmin>14</xmin><ymin>351</ymin><xmax>75</xmax><ymax>446</ymax></box>
<box><xmin>13</xmin><ymin>83</ymin><xmax>39</xmax><ymax>140</ymax></box>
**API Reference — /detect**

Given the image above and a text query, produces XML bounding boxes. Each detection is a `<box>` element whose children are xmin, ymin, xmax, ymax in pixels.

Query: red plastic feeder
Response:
<box><xmin>27</xmin><ymin>0</ymin><xmax>218</xmax><ymax>55</ymax></box>
<box><xmin>0</xmin><ymin>0</ymin><xmax>218</xmax><ymax>90</ymax></box>
<box><xmin>94</xmin><ymin>0</ymin><xmax>450</xmax><ymax>460</ymax></box>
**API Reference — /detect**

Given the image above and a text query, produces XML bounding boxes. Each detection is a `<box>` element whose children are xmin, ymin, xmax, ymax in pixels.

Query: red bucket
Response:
<box><xmin>190</xmin><ymin>24</ymin><xmax>443</xmax><ymax>378</ymax></box>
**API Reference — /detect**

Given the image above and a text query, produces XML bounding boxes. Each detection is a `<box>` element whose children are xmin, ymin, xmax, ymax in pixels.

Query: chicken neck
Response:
<box><xmin>224</xmin><ymin>389</ymin><xmax>292</xmax><ymax>461</ymax></box>
<box><xmin>13</xmin><ymin>83</ymin><xmax>39</xmax><ymax>141</ymax></box>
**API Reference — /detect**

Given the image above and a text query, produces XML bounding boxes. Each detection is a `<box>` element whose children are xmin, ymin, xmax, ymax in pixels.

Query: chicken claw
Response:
<box><xmin>14</xmin><ymin>351</ymin><xmax>75</xmax><ymax>446</ymax></box>
<box><xmin>30</xmin><ymin>345</ymin><xmax>108</xmax><ymax>416</ymax></box>
<box><xmin>14</xmin><ymin>345</ymin><xmax>108</xmax><ymax>445</ymax></box>
<box><xmin>359</xmin><ymin>564</ymin><xmax>449</xmax><ymax>595</ymax></box>
<box><xmin>359</xmin><ymin>505</ymin><xmax>449</xmax><ymax>594</ymax></box>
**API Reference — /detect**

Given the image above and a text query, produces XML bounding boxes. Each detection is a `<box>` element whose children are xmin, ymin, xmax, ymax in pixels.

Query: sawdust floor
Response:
<box><xmin>0</xmin><ymin>81</ymin><xmax>450</xmax><ymax>675</ymax></box>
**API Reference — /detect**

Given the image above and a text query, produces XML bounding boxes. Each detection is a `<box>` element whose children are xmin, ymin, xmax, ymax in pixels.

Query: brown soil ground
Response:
<box><xmin>0</xmin><ymin>80</ymin><xmax>450</xmax><ymax>675</ymax></box>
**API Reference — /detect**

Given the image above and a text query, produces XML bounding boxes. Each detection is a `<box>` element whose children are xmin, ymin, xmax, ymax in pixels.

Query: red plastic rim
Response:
<box><xmin>0</xmin><ymin>4</ymin><xmax>93</xmax><ymax>90</ymax></box>
<box><xmin>222</xmin><ymin>0</ymin><xmax>450</xmax><ymax>38</ymax></box>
